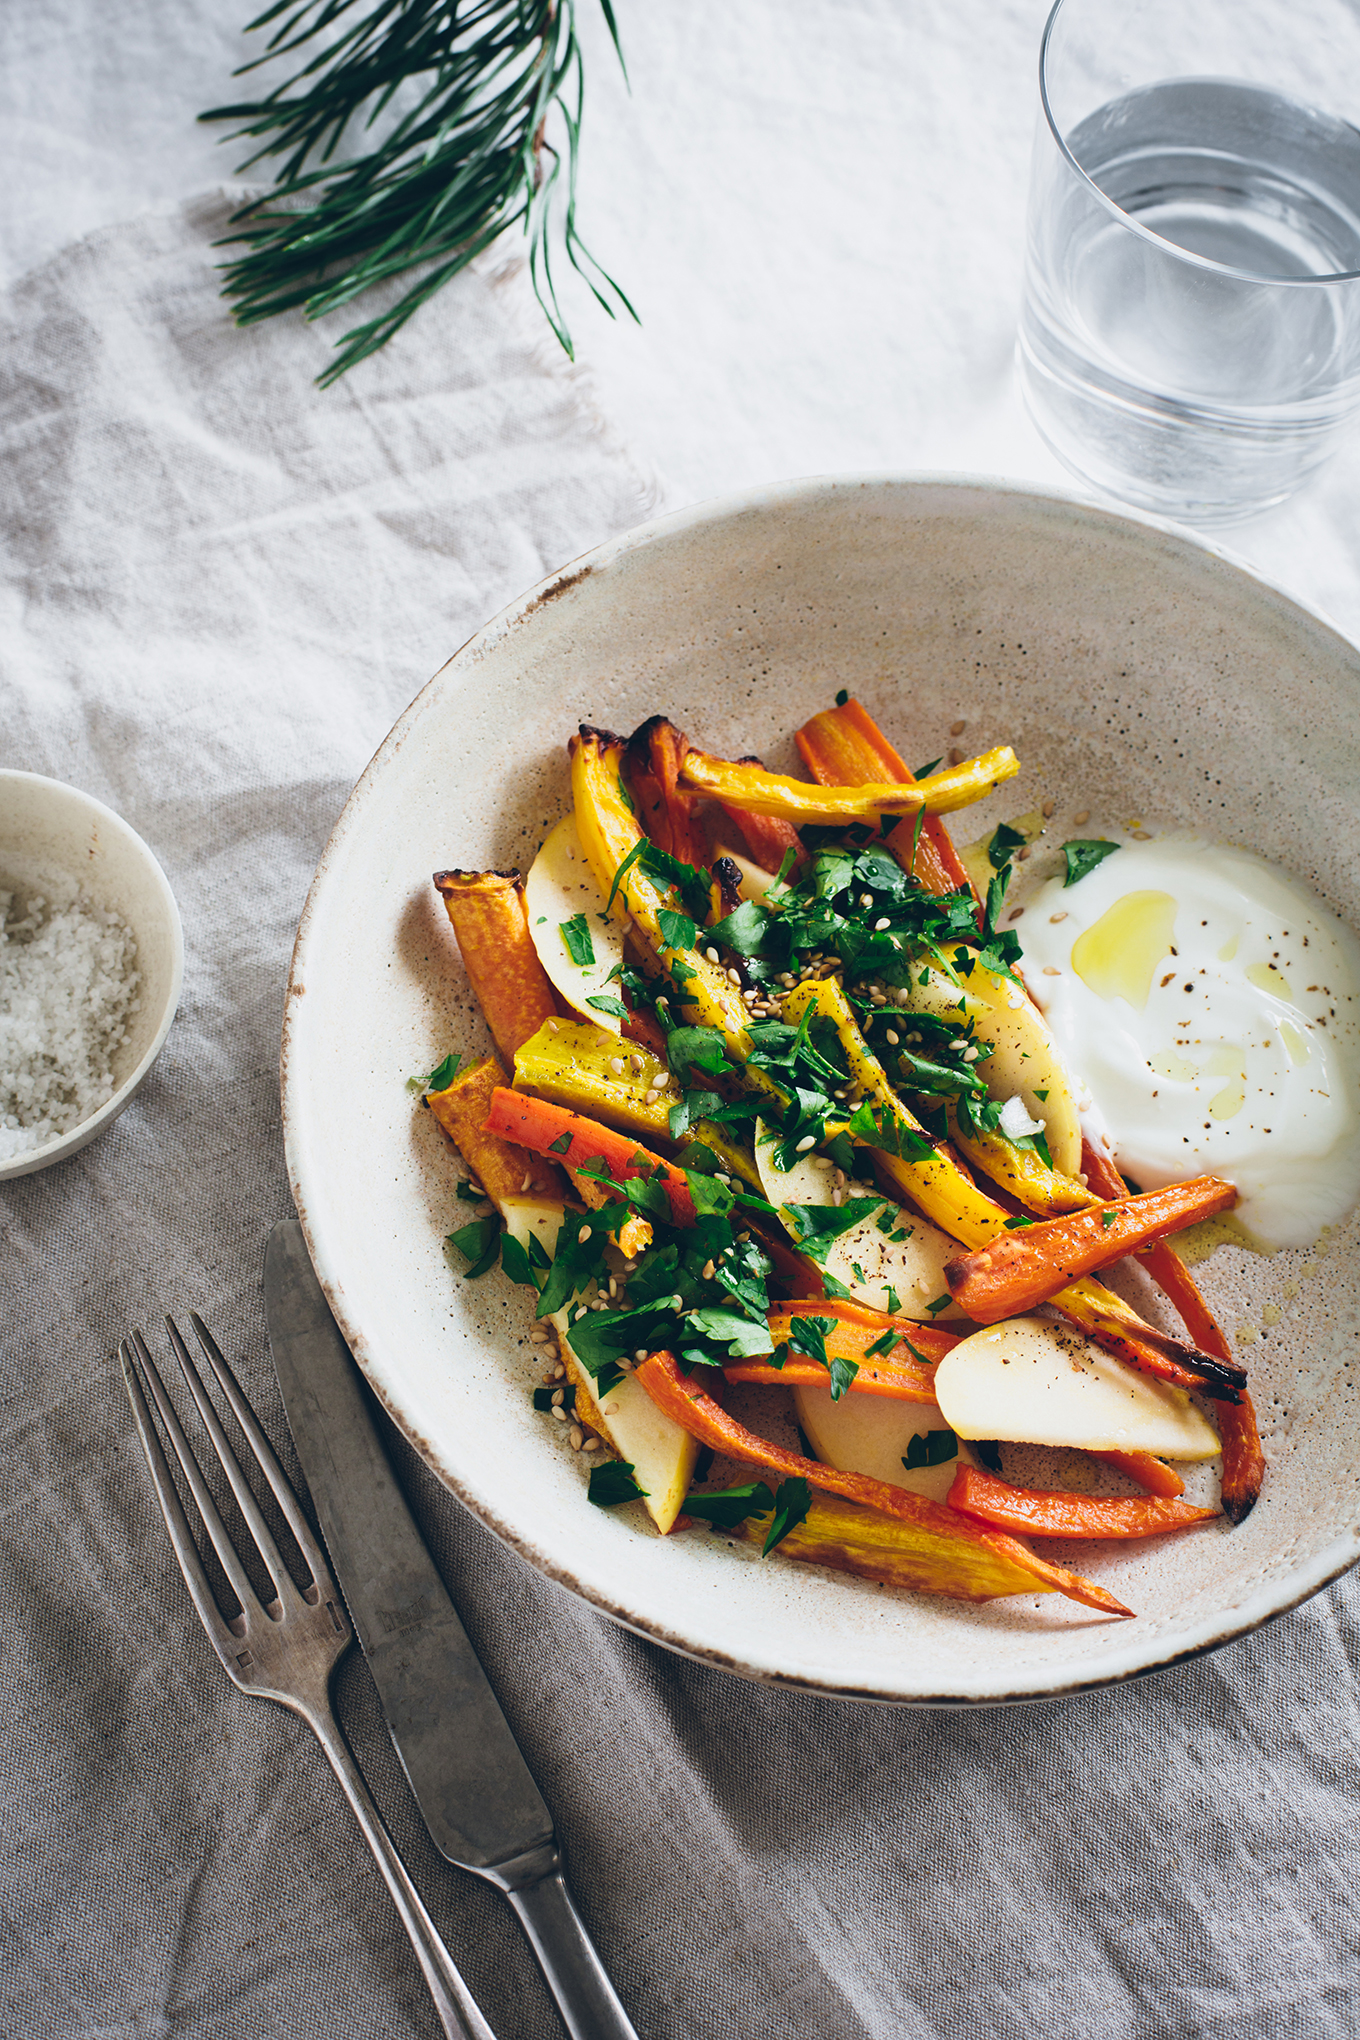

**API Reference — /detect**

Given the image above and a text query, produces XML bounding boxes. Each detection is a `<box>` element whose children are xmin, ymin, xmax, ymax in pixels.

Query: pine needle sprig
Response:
<box><xmin>202</xmin><ymin>0</ymin><xmax>633</xmax><ymax>386</ymax></box>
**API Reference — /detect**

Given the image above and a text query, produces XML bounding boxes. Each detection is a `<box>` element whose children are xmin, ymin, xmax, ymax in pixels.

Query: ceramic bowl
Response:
<box><xmin>0</xmin><ymin>772</ymin><xmax>184</xmax><ymax>1180</ymax></box>
<box><xmin>281</xmin><ymin>476</ymin><xmax>1360</xmax><ymax>1704</ymax></box>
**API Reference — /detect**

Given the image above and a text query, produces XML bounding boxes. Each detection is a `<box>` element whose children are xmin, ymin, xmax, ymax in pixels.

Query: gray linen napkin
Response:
<box><xmin>3</xmin><ymin>195</ymin><xmax>1360</xmax><ymax>2040</ymax></box>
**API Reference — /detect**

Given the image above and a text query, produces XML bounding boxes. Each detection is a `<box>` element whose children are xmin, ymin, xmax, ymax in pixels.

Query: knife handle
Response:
<box><xmin>307</xmin><ymin>1701</ymin><xmax>499</xmax><ymax>2040</ymax></box>
<box><xmin>506</xmin><ymin>1868</ymin><xmax>642</xmax><ymax>2040</ymax></box>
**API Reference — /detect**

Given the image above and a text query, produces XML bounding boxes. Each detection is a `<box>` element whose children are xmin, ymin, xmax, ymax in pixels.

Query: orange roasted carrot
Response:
<box><xmin>629</xmin><ymin>716</ymin><xmax>704</xmax><ymax>867</ymax></box>
<box><xmin>433</xmin><ymin>870</ymin><xmax>560</xmax><ymax>1065</ymax></box>
<box><xmin>948</xmin><ymin>1464</ymin><xmax>1218</xmax><ymax>1541</ymax></box>
<box><xmin>1080</xmin><ymin>1141</ymin><xmax>1261</xmax><ymax>1522</ymax></box>
<box><xmin>427</xmin><ymin>1057</ymin><xmax>564</xmax><ymax>1207</ymax></box>
<box><xmin>636</xmin><ymin>1351</ymin><xmax>1132</xmax><ymax>1616</ymax></box>
<box><xmin>725</xmin><ymin>1300</ymin><xmax>956</xmax><ymax>1399</ymax></box>
<box><xmin>483</xmin><ymin>1087</ymin><xmax>696</xmax><ymax>1225</ymax></box>
<box><xmin>795</xmin><ymin>698</ymin><xmax>976</xmax><ymax>899</ymax></box>
<box><xmin>719</xmin><ymin>755</ymin><xmax>805</xmax><ymax>876</ymax></box>
<box><xmin>944</xmin><ymin>1176</ymin><xmax>1239</xmax><ymax>1322</ymax></box>
<box><xmin>1093</xmin><ymin>1451</ymin><xmax>1186</xmax><ymax>1500</ymax></box>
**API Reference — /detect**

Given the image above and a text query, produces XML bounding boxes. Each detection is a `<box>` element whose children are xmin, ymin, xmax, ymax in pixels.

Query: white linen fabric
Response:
<box><xmin>2</xmin><ymin>7</ymin><xmax>1360</xmax><ymax>2037</ymax></box>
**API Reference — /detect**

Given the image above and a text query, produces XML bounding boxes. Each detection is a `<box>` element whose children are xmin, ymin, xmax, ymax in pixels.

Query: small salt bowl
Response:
<box><xmin>0</xmin><ymin>772</ymin><xmax>183</xmax><ymax>1180</ymax></box>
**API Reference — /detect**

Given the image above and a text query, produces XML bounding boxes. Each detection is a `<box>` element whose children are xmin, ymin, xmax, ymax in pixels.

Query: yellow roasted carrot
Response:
<box><xmin>678</xmin><ymin>744</ymin><xmax>1019</xmax><ymax>822</ymax></box>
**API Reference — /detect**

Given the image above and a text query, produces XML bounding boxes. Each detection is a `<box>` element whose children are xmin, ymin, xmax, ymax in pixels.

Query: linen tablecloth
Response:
<box><xmin>4</xmin><ymin>7</ymin><xmax>1360</xmax><ymax>2038</ymax></box>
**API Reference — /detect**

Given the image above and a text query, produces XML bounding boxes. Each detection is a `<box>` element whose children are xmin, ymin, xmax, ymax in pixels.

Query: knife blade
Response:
<box><xmin>264</xmin><ymin>1219</ymin><xmax>639</xmax><ymax>2040</ymax></box>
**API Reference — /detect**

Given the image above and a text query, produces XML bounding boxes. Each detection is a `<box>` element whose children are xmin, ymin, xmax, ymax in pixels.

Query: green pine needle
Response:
<box><xmin>202</xmin><ymin>0</ymin><xmax>634</xmax><ymax>387</ymax></box>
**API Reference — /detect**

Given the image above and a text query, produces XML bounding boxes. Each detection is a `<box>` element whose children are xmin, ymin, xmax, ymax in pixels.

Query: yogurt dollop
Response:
<box><xmin>1018</xmin><ymin>837</ymin><xmax>1360</xmax><ymax>1249</ymax></box>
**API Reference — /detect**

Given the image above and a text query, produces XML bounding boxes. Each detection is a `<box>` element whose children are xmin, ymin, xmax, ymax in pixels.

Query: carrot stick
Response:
<box><xmin>795</xmin><ymin>699</ymin><xmax>976</xmax><ymax>899</ymax></box>
<box><xmin>432</xmin><ymin>870</ymin><xmax>560</xmax><ymax>1065</ymax></box>
<box><xmin>1093</xmin><ymin>1451</ymin><xmax>1186</xmax><ymax>1500</ymax></box>
<box><xmin>724</xmin><ymin>1300</ymin><xmax>957</xmax><ymax>1399</ymax></box>
<box><xmin>427</xmin><ymin>1057</ymin><xmax>564</xmax><ymax>1208</ymax></box>
<box><xmin>629</xmin><ymin>716</ymin><xmax>704</xmax><ymax>867</ymax></box>
<box><xmin>1079</xmin><ymin>1141</ymin><xmax>1261</xmax><ymax>1522</ymax></box>
<box><xmin>944</xmin><ymin>1176</ymin><xmax>1239</xmax><ymax>1321</ymax></box>
<box><xmin>636</xmin><ymin>1351</ymin><xmax>1132</xmax><ymax>1615</ymax></box>
<box><xmin>720</xmin><ymin>755</ymin><xmax>805</xmax><ymax>876</ymax></box>
<box><xmin>483</xmin><ymin>1087</ymin><xmax>696</xmax><ymax>1225</ymax></box>
<box><xmin>678</xmin><ymin>744</ymin><xmax>1020</xmax><ymax>823</ymax></box>
<box><xmin>948</xmin><ymin>1464</ymin><xmax>1217</xmax><ymax>1541</ymax></box>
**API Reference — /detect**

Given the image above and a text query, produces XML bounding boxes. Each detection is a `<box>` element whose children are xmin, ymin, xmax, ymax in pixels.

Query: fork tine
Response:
<box><xmin>186</xmin><ymin>1312</ymin><xmax>337</xmax><ymax>1606</ymax></box>
<box><xmin>164</xmin><ymin>1316</ymin><xmax>307</xmax><ymax>1614</ymax></box>
<box><xmin>127</xmin><ymin>1329</ymin><xmax>267</xmax><ymax>1625</ymax></box>
<box><xmin>119</xmin><ymin>1340</ymin><xmax>245</xmax><ymax>1664</ymax></box>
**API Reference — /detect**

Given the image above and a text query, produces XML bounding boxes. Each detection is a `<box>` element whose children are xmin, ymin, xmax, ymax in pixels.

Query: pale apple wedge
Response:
<box><xmin>932</xmin><ymin>1315</ymin><xmax>1220</xmax><ymax>1460</ymax></box>
<box><xmin>524</xmin><ymin>811</ymin><xmax>625</xmax><ymax>1032</ymax></box>
<box><xmin>753</xmin><ymin>1120</ymin><xmax>969</xmax><ymax>1321</ymax></box>
<box><xmin>501</xmin><ymin>1198</ymin><xmax>696</xmax><ymax>1533</ymax></box>
<box><xmin>793</xmin><ymin>1383</ymin><xmax>981</xmax><ymax>1503</ymax></box>
<box><xmin>901</xmin><ymin>964</ymin><xmax>1084</xmax><ymax>1179</ymax></box>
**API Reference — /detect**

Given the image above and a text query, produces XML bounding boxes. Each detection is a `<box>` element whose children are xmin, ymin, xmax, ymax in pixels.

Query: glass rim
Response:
<box><xmin>1038</xmin><ymin>0</ymin><xmax>1360</xmax><ymax>288</ymax></box>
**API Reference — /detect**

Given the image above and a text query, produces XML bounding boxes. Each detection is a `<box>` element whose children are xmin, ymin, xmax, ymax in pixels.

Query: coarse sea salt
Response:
<box><xmin>0</xmin><ymin>888</ymin><xmax>141</xmax><ymax>1159</ymax></box>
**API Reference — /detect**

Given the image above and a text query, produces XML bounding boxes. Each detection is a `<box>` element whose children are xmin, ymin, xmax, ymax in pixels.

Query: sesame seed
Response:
<box><xmin>551</xmin><ymin>1405</ymin><xmax>569</xmax><ymax>1422</ymax></box>
<box><xmin>796</xmin><ymin>1134</ymin><xmax>817</xmax><ymax>1152</ymax></box>
<box><xmin>1050</xmin><ymin>911</ymin><xmax>1068</xmax><ymax>923</ymax></box>
<box><xmin>578</xmin><ymin>1225</ymin><xmax>592</xmax><ymax>1242</ymax></box>
<box><xmin>670</xmin><ymin>1294</ymin><xmax>684</xmax><ymax>1311</ymax></box>
<box><xmin>874</xmin><ymin>917</ymin><xmax>891</xmax><ymax>932</ymax></box>
<box><xmin>1041</xmin><ymin>798</ymin><xmax>1056</xmax><ymax>818</ymax></box>
<box><xmin>716</xmin><ymin>1172</ymin><xmax>731</xmax><ymax>1185</ymax></box>
<box><xmin>520</xmin><ymin>1173</ymin><xmax>533</xmax><ymax>1192</ymax></box>
<box><xmin>812</xmin><ymin>1156</ymin><xmax>833</xmax><ymax>1169</ymax></box>
<box><xmin>963</xmin><ymin>1045</ymin><xmax>980</xmax><ymax>1061</ymax></box>
<box><xmin>832</xmin><ymin>1188</ymin><xmax>844</xmax><ymax>1206</ymax></box>
<box><xmin>608</xmin><ymin>1056</ymin><xmax>625</xmax><ymax>1074</ymax></box>
<box><xmin>1008</xmin><ymin>908</ymin><xmax>1024</xmax><ymax>922</ymax></box>
<box><xmin>1016</xmin><ymin>845</ymin><xmax>1030</xmax><ymax>860</ymax></box>
<box><xmin>1043</xmin><ymin>965</ymin><xmax>1061</xmax><ymax>976</ymax></box>
<box><xmin>574</xmin><ymin>1306</ymin><xmax>589</xmax><ymax>1321</ymax></box>
<box><xmin>602</xmin><ymin>1401</ymin><xmax>619</xmax><ymax>1416</ymax></box>
<box><xmin>706</xmin><ymin>946</ymin><xmax>720</xmax><ymax>963</ymax></box>
<box><xmin>949</xmin><ymin>719</ymin><xmax>967</xmax><ymax>736</ymax></box>
<box><xmin>1132</xmin><ymin>830</ymin><xmax>1152</xmax><ymax>841</ymax></box>
<box><xmin>530</xmin><ymin>1327</ymin><xmax>550</xmax><ymax>1343</ymax></box>
<box><xmin>553</xmin><ymin>1362</ymin><xmax>566</xmax><ymax>1380</ymax></box>
<box><xmin>466</xmin><ymin>1182</ymin><xmax>484</xmax><ymax>1198</ymax></box>
<box><xmin>635</xmin><ymin>1348</ymin><xmax>649</xmax><ymax>1362</ymax></box>
<box><xmin>1073</xmin><ymin>809</ymin><xmax>1090</xmax><ymax>826</ymax></box>
<box><xmin>885</xmin><ymin>1029</ymin><xmax>900</xmax><ymax>1044</ymax></box>
<box><xmin>859</xmin><ymin>893</ymin><xmax>873</xmax><ymax>909</ymax></box>
<box><xmin>727</xmin><ymin>967</ymin><xmax>742</xmax><ymax>985</ymax></box>
<box><xmin>702</xmin><ymin>1259</ymin><xmax>716</xmax><ymax>1279</ymax></box>
<box><xmin>551</xmin><ymin>1387</ymin><xmax>565</xmax><ymax>1406</ymax></box>
<box><xmin>546</xmin><ymin>1017</ymin><xmax>560</xmax><ymax>1032</ymax></box>
<box><xmin>582</xmin><ymin>1436</ymin><xmax>600</xmax><ymax>1453</ymax></box>
<box><xmin>948</xmin><ymin>747</ymin><xmax>963</xmax><ymax>765</ymax></box>
<box><xmin>568</xmin><ymin>1427</ymin><xmax>584</xmax><ymax>1451</ymax></box>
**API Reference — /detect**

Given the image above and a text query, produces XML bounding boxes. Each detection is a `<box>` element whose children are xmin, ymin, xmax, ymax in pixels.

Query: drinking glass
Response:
<box><xmin>1018</xmin><ymin>0</ymin><xmax>1360</xmax><ymax>523</ymax></box>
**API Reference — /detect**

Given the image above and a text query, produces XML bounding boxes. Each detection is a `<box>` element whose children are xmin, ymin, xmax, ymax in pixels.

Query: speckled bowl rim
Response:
<box><xmin>282</xmin><ymin>473</ymin><xmax>1360</xmax><ymax>1706</ymax></box>
<box><xmin>0</xmin><ymin>771</ymin><xmax>184</xmax><ymax>1181</ymax></box>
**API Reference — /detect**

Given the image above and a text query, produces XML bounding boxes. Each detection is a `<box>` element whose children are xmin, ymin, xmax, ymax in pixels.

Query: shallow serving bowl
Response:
<box><xmin>0</xmin><ymin>772</ymin><xmax>183</xmax><ymax>1181</ymax></box>
<box><xmin>282</xmin><ymin>476</ymin><xmax>1360</xmax><ymax>1705</ymax></box>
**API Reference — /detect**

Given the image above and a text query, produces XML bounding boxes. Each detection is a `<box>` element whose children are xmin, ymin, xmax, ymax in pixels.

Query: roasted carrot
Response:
<box><xmin>427</xmin><ymin>1057</ymin><xmax>564</xmax><ymax>1208</ymax></box>
<box><xmin>948</xmin><ymin>1464</ymin><xmax>1218</xmax><ymax>1541</ymax></box>
<box><xmin>1093</xmin><ymin>1451</ymin><xmax>1186</xmax><ymax>1500</ymax></box>
<box><xmin>724</xmin><ymin>1300</ymin><xmax>956</xmax><ymax>1399</ymax></box>
<box><xmin>944</xmin><ymin>1176</ymin><xmax>1239</xmax><ymax>1321</ymax></box>
<box><xmin>795</xmin><ymin>699</ymin><xmax>976</xmax><ymax>899</ymax></box>
<box><xmin>432</xmin><ymin>870</ymin><xmax>560</xmax><ymax>1065</ymax></box>
<box><xmin>629</xmin><ymin>716</ymin><xmax>704</xmax><ymax>867</ymax></box>
<box><xmin>636</xmin><ymin>1351</ymin><xmax>1131</xmax><ymax>1615</ymax></box>
<box><xmin>483</xmin><ymin>1087</ymin><xmax>696</xmax><ymax>1225</ymax></box>
<box><xmin>719</xmin><ymin>756</ymin><xmax>805</xmax><ymax>876</ymax></box>
<box><xmin>1079</xmin><ymin>1140</ymin><xmax>1261</xmax><ymax>1522</ymax></box>
<box><xmin>678</xmin><ymin>744</ymin><xmax>1020</xmax><ymax>823</ymax></box>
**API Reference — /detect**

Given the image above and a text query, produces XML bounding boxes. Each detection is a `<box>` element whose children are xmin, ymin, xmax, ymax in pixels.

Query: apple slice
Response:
<box><xmin>901</xmin><ymin>965</ymin><xmax>1083</xmax><ymax>1178</ymax></box>
<box><xmin>933</xmin><ymin>1314</ymin><xmax>1220</xmax><ymax>1459</ymax></box>
<box><xmin>794</xmin><ymin>1383</ymin><xmax>980</xmax><ymax>1503</ymax></box>
<box><xmin>502</xmin><ymin>1198</ymin><xmax>696</xmax><ymax>1532</ymax></box>
<box><xmin>524</xmin><ymin>811</ymin><xmax>625</xmax><ymax>1033</ymax></box>
<box><xmin>753</xmin><ymin>1121</ymin><xmax>967</xmax><ymax>1321</ymax></box>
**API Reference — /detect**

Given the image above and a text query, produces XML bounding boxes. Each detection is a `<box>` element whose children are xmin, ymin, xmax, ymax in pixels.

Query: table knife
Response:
<box><xmin>264</xmin><ymin>1219</ymin><xmax>640</xmax><ymax>2040</ymax></box>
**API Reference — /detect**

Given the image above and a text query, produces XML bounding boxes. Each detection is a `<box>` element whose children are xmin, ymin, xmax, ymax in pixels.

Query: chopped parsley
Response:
<box><xmin>587</xmin><ymin>1460</ymin><xmax>648</xmax><ymax>1508</ymax></box>
<box><xmin>1062</xmin><ymin>839</ymin><xmax>1121</xmax><ymax>887</ymax></box>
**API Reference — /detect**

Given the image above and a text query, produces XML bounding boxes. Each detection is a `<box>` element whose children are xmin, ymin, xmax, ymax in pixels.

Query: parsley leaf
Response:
<box><xmin>445</xmin><ymin>1214</ymin><xmax>501</xmax><ymax>1279</ymax></box>
<box><xmin>903</xmin><ymin>1429</ymin><xmax>958</xmax><ymax>1470</ymax></box>
<box><xmin>835</xmin><ymin>688</ymin><xmax>850</xmax><ymax>706</ymax></box>
<box><xmin>1003</xmin><ymin>1213</ymin><xmax>1036</xmax><ymax>1230</ymax></box>
<box><xmin>585</xmin><ymin>994</ymin><xmax>630</xmax><ymax>1019</ymax></box>
<box><xmin>658</xmin><ymin>907</ymin><xmax>697</xmax><ymax>951</ymax></box>
<box><xmin>547</xmin><ymin>1130</ymin><xmax>574</xmax><ymax>1155</ymax></box>
<box><xmin>987</xmin><ymin>822</ymin><xmax>1027</xmax><ymax>870</ymax></box>
<box><xmin>707</xmin><ymin>898</ymin><xmax>771</xmax><ymax>956</ymax></box>
<box><xmin>499</xmin><ymin>1234</ymin><xmax>539</xmax><ymax>1288</ymax></box>
<box><xmin>455</xmin><ymin>1180</ymin><xmax>483</xmax><ymax>1202</ymax></box>
<box><xmin>789</xmin><ymin>1313</ymin><xmax>857</xmax><ymax>1399</ymax></box>
<box><xmin>762</xmin><ymin>1476</ymin><xmax>812</xmax><ymax>1555</ymax></box>
<box><xmin>1062</xmin><ymin>839</ymin><xmax>1121</xmax><ymax>887</ymax></box>
<box><xmin>559</xmin><ymin>914</ymin><xmax>595</xmax><ymax>966</ymax></box>
<box><xmin>588</xmin><ymin>1460</ymin><xmax>649</xmax><ymax>1508</ymax></box>
<box><xmin>665</xmin><ymin>1026</ymin><xmax>732</xmax><ymax>1081</ymax></box>
<box><xmin>782</xmin><ymin>1198</ymin><xmax>887</xmax><ymax>1263</ymax></box>
<box><xmin>683</xmin><ymin>1307</ymin><xmax>774</xmax><ymax>1359</ymax></box>
<box><xmin>864</xmin><ymin>1327</ymin><xmax>902</xmax><ymax>1358</ymax></box>
<box><xmin>843</xmin><ymin>1099</ymin><xmax>937</xmax><ymax>1163</ymax></box>
<box><xmin>684</xmin><ymin>1481</ymin><xmax>776</xmax><ymax>1529</ymax></box>
<box><xmin>1101</xmin><ymin>1208</ymin><xmax>1117</xmax><ymax>1229</ymax></box>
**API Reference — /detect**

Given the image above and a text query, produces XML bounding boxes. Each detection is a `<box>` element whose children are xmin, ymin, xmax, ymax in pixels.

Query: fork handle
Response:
<box><xmin>304</xmin><ymin>1702</ymin><xmax>498</xmax><ymax>2040</ymax></box>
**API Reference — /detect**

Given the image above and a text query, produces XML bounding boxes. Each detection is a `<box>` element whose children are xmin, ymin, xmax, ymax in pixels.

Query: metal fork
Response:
<box><xmin>120</xmin><ymin>1317</ymin><xmax>497</xmax><ymax>2040</ymax></box>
